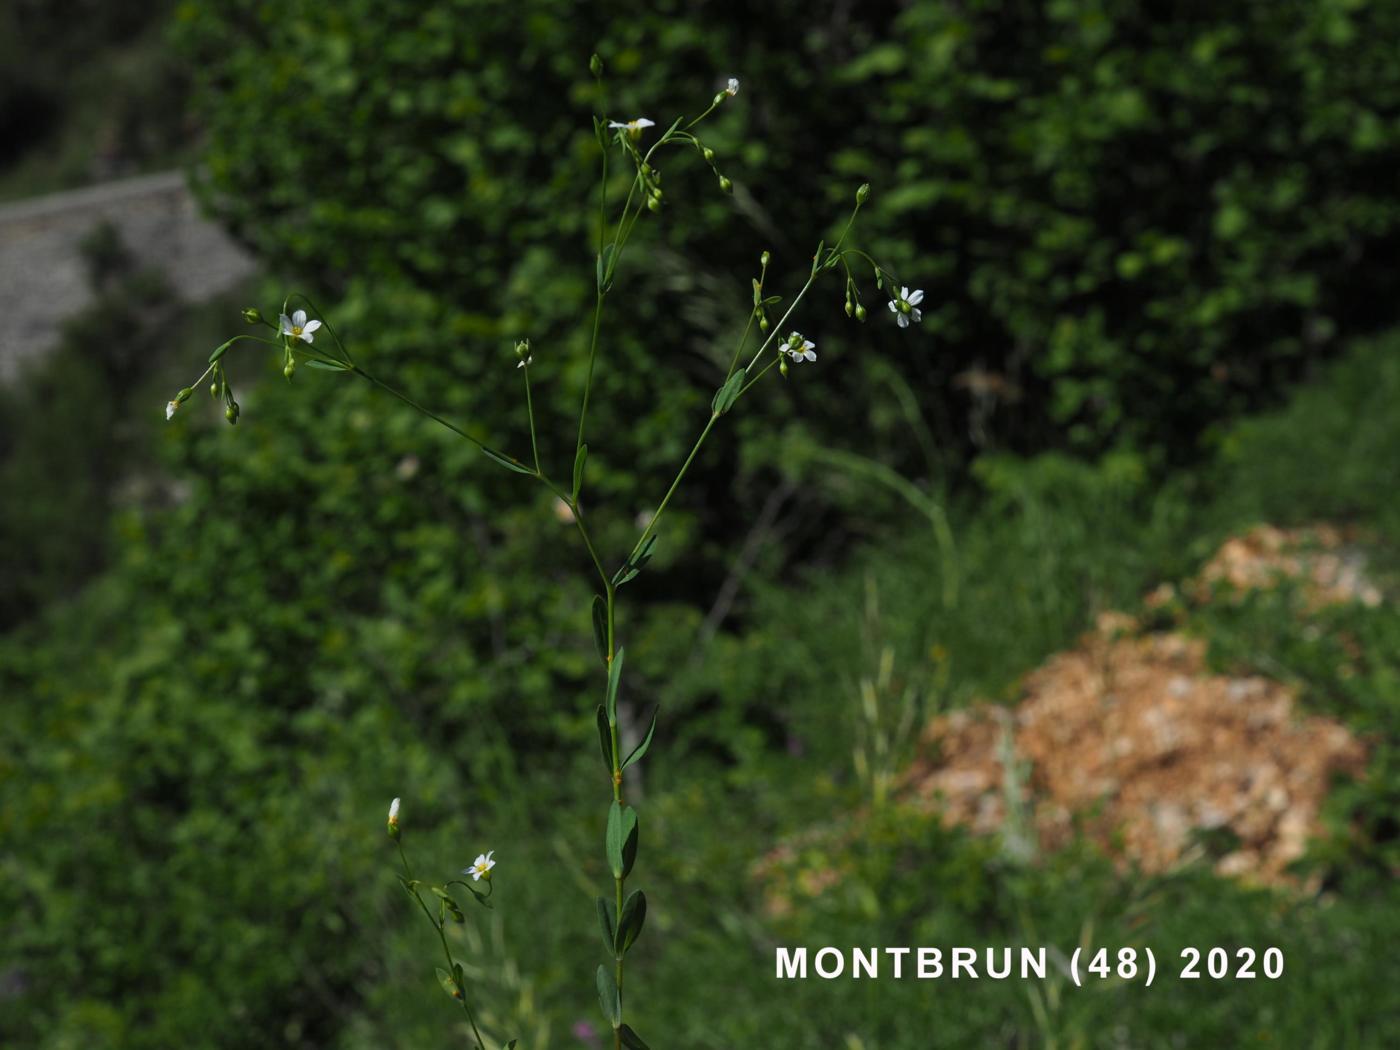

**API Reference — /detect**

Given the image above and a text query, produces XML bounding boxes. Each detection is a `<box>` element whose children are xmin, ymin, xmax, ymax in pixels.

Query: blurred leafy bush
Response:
<box><xmin>179</xmin><ymin>0</ymin><xmax>1400</xmax><ymax>464</ymax></box>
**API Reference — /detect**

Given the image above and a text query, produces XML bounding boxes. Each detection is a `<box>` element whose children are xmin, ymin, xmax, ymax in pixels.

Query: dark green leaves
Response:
<box><xmin>573</xmin><ymin>444</ymin><xmax>588</xmax><ymax>502</ymax></box>
<box><xmin>612</xmin><ymin>535</ymin><xmax>656</xmax><ymax>587</ymax></box>
<box><xmin>605</xmin><ymin>647</ymin><xmax>625</xmax><ymax>725</ymax></box>
<box><xmin>597</xmin><ymin>245</ymin><xmax>616</xmax><ymax>293</ymax></box>
<box><xmin>620</xmin><ymin>707</ymin><xmax>658</xmax><ymax>771</ymax></box>
<box><xmin>596</xmin><ymin>705</ymin><xmax>613</xmax><ymax>773</ymax></box>
<box><xmin>596</xmin><ymin>896</ymin><xmax>615</xmax><ymax>952</ymax></box>
<box><xmin>591</xmin><ymin>595</ymin><xmax>608</xmax><ymax>664</ymax></box>
<box><xmin>596</xmin><ymin>964</ymin><xmax>621</xmax><ymax>1027</ymax></box>
<box><xmin>712</xmin><ymin>371</ymin><xmax>745</xmax><ymax>415</ymax></box>
<box><xmin>605</xmin><ymin>800</ymin><xmax>638</xmax><ymax>879</ymax></box>
<box><xmin>615</xmin><ymin>889</ymin><xmax>646</xmax><ymax>954</ymax></box>
<box><xmin>480</xmin><ymin>446</ymin><xmax>535</xmax><ymax>475</ymax></box>
<box><xmin>619</xmin><ymin>1024</ymin><xmax>651</xmax><ymax>1049</ymax></box>
<box><xmin>431</xmin><ymin>886</ymin><xmax>465</xmax><ymax>923</ymax></box>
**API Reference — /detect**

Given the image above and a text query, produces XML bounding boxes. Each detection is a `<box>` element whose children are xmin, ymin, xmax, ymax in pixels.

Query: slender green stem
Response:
<box><xmin>522</xmin><ymin>363</ymin><xmax>541</xmax><ymax>475</ymax></box>
<box><xmin>744</xmin><ymin>271</ymin><xmax>818</xmax><ymax>373</ymax></box>
<box><xmin>575</xmin><ymin>293</ymin><xmax>606</xmax><ymax>463</ymax></box>
<box><xmin>397</xmin><ymin>844</ymin><xmax>486</xmax><ymax>1050</ymax></box>
<box><xmin>626</xmin><ymin>412</ymin><xmax>719</xmax><ymax>565</ymax></box>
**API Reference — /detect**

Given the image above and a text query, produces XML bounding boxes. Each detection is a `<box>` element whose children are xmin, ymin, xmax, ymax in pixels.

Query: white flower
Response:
<box><xmin>279</xmin><ymin>309</ymin><xmax>323</xmax><ymax>344</ymax></box>
<box><xmin>725</xmin><ymin>77</ymin><xmax>740</xmax><ymax>97</ymax></box>
<box><xmin>465</xmin><ymin>850</ymin><xmax>497</xmax><ymax>881</ymax></box>
<box><xmin>388</xmin><ymin>797</ymin><xmax>400</xmax><ymax>826</ymax></box>
<box><xmin>783</xmin><ymin>332</ymin><xmax>817</xmax><ymax>363</ymax></box>
<box><xmin>165</xmin><ymin>400</ymin><xmax>179</xmax><ymax>421</ymax></box>
<box><xmin>516</xmin><ymin>355</ymin><xmax>533</xmax><ymax>369</ymax></box>
<box><xmin>887</xmin><ymin>286</ymin><xmax>924</xmax><ymax>329</ymax></box>
<box><xmin>608</xmin><ymin>118</ymin><xmax>655</xmax><ymax>137</ymax></box>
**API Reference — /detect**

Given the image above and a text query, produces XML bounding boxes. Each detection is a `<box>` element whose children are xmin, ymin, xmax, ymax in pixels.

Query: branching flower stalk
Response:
<box><xmin>168</xmin><ymin>59</ymin><xmax>923</xmax><ymax>1050</ymax></box>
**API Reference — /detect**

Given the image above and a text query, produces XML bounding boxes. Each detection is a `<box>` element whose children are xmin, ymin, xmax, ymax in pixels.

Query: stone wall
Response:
<box><xmin>0</xmin><ymin>171</ymin><xmax>255</xmax><ymax>381</ymax></box>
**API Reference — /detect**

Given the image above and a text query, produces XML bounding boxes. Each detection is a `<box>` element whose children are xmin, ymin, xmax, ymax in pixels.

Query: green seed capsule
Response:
<box><xmin>647</xmin><ymin>196</ymin><xmax>661</xmax><ymax>213</ymax></box>
<box><xmin>855</xmin><ymin>304</ymin><xmax>867</xmax><ymax>322</ymax></box>
<box><xmin>703</xmin><ymin>148</ymin><xmax>715</xmax><ymax>164</ymax></box>
<box><xmin>719</xmin><ymin>176</ymin><xmax>732</xmax><ymax>193</ymax></box>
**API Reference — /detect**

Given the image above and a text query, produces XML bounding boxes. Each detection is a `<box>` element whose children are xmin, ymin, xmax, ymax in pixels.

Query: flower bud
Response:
<box><xmin>779</xmin><ymin>359</ymin><xmax>789</xmax><ymax>378</ymax></box>
<box><xmin>856</xmin><ymin>183</ymin><xmax>871</xmax><ymax>205</ymax></box>
<box><xmin>760</xmin><ymin>251</ymin><xmax>771</xmax><ymax>267</ymax></box>
<box><xmin>855</xmin><ymin>304</ymin><xmax>867</xmax><ymax>322</ymax></box>
<box><xmin>641</xmin><ymin>163</ymin><xmax>652</xmax><ymax>177</ymax></box>
<box><xmin>589</xmin><ymin>53</ymin><xmax>604</xmax><ymax>77</ymax></box>
<box><xmin>225</xmin><ymin>402</ymin><xmax>239</xmax><ymax>424</ymax></box>
<box><xmin>845</xmin><ymin>300</ymin><xmax>854</xmax><ymax>317</ymax></box>
<box><xmin>387</xmin><ymin>797</ymin><xmax>401</xmax><ymax>840</ymax></box>
<box><xmin>283</xmin><ymin>359</ymin><xmax>296</xmax><ymax>379</ymax></box>
<box><xmin>650</xmin><ymin>187</ymin><xmax>663</xmax><ymax>201</ymax></box>
<box><xmin>759</xmin><ymin>315</ymin><xmax>769</xmax><ymax>332</ymax></box>
<box><xmin>242</xmin><ymin>307</ymin><xmax>263</xmax><ymax>325</ymax></box>
<box><xmin>703</xmin><ymin>147</ymin><xmax>715</xmax><ymax>164</ymax></box>
<box><xmin>209</xmin><ymin>382</ymin><xmax>219</xmax><ymax>398</ymax></box>
<box><xmin>647</xmin><ymin>196</ymin><xmax>662</xmax><ymax>213</ymax></box>
<box><xmin>515</xmin><ymin>338</ymin><xmax>531</xmax><ymax>361</ymax></box>
<box><xmin>718</xmin><ymin>176</ymin><xmax>732</xmax><ymax>194</ymax></box>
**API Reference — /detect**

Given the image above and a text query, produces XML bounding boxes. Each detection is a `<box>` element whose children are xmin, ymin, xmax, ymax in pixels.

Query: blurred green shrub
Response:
<box><xmin>179</xmin><ymin>0</ymin><xmax>1400</xmax><ymax>465</ymax></box>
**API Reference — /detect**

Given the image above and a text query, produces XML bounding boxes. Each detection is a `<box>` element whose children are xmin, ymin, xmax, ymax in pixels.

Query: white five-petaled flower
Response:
<box><xmin>608</xmin><ymin>118</ymin><xmax>656</xmax><ymax>136</ymax></box>
<box><xmin>165</xmin><ymin>400</ymin><xmax>179</xmax><ymax>421</ymax></box>
<box><xmin>783</xmin><ymin>332</ymin><xmax>817</xmax><ymax>363</ymax></box>
<box><xmin>725</xmin><ymin>77</ymin><xmax>740</xmax><ymax>97</ymax></box>
<box><xmin>888</xmin><ymin>286</ymin><xmax>925</xmax><ymax>329</ymax></box>
<box><xmin>279</xmin><ymin>308</ymin><xmax>323</xmax><ymax>344</ymax></box>
<box><xmin>465</xmin><ymin>850</ymin><xmax>497</xmax><ymax>881</ymax></box>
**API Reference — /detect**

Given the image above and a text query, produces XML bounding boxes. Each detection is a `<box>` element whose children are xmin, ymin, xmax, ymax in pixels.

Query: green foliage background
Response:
<box><xmin>3</xmin><ymin>0</ymin><xmax>1400</xmax><ymax>1047</ymax></box>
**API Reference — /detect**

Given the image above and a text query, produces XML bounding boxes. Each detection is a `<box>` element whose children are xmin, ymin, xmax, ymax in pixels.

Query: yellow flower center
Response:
<box><xmin>291</xmin><ymin>325</ymin><xmax>303</xmax><ymax>337</ymax></box>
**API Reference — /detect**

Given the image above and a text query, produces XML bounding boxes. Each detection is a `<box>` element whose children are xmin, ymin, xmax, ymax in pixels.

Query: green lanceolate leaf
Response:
<box><xmin>591</xmin><ymin>595</ymin><xmax>608</xmax><ymax>664</ymax></box>
<box><xmin>596</xmin><ymin>705</ymin><xmax>614</xmax><ymax>774</ymax></box>
<box><xmin>712</xmin><ymin>370</ymin><xmax>745</xmax><ymax>415</ymax></box>
<box><xmin>597</xmin><ymin>244</ymin><xmax>616</xmax><ymax>292</ymax></box>
<box><xmin>431</xmin><ymin>886</ymin><xmax>465</xmax><ymax>923</ymax></box>
<box><xmin>596</xmin><ymin>896</ymin><xmax>616</xmax><ymax>952</ymax></box>
<box><xmin>480</xmin><ymin>446</ymin><xmax>535</xmax><ymax>475</ymax></box>
<box><xmin>436</xmin><ymin>967</ymin><xmax>461</xmax><ymax>1000</ymax></box>
<box><xmin>605</xmin><ymin>646</ymin><xmax>625</xmax><ymax>725</ymax></box>
<box><xmin>619</xmin><ymin>1023</ymin><xmax>652</xmax><ymax>1049</ymax></box>
<box><xmin>302</xmin><ymin>358</ymin><xmax>351</xmax><ymax>371</ymax></box>
<box><xmin>615</xmin><ymin>889</ymin><xmax>647</xmax><ymax>954</ymax></box>
<box><xmin>596</xmin><ymin>964</ymin><xmax>621</xmax><ymax>1027</ymax></box>
<box><xmin>573</xmin><ymin>443</ymin><xmax>588</xmax><ymax>502</ymax></box>
<box><xmin>605</xmin><ymin>801</ymin><xmax>639</xmax><ymax>878</ymax></box>
<box><xmin>621</xmin><ymin>706</ymin><xmax>658</xmax><ymax>771</ymax></box>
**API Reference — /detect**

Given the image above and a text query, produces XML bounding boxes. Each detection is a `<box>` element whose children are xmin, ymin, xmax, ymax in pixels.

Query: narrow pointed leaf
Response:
<box><xmin>605</xmin><ymin>802</ymin><xmax>639</xmax><ymax>878</ymax></box>
<box><xmin>621</xmin><ymin>707</ymin><xmax>658</xmax><ymax>771</ymax></box>
<box><xmin>596</xmin><ymin>896</ymin><xmax>615</xmax><ymax>952</ymax></box>
<box><xmin>481</xmin><ymin>446</ymin><xmax>535</xmax><ymax>475</ymax></box>
<box><xmin>591</xmin><ymin>595</ymin><xmax>607</xmax><ymax>664</ymax></box>
<box><xmin>596</xmin><ymin>705</ymin><xmax>614</xmax><ymax>774</ymax></box>
<box><xmin>605</xmin><ymin>647</ymin><xmax>625</xmax><ymax>725</ymax></box>
<box><xmin>615</xmin><ymin>889</ymin><xmax>647</xmax><ymax>954</ymax></box>
<box><xmin>619</xmin><ymin>1024</ymin><xmax>651</xmax><ymax>1049</ymax></box>
<box><xmin>302</xmin><ymin>358</ymin><xmax>351</xmax><ymax>371</ymax></box>
<box><xmin>596</xmin><ymin>964</ymin><xmax>621</xmax><ymax>1027</ymax></box>
<box><xmin>711</xmin><ymin>371</ymin><xmax>745</xmax><ymax>415</ymax></box>
<box><xmin>573</xmin><ymin>444</ymin><xmax>588</xmax><ymax>502</ymax></box>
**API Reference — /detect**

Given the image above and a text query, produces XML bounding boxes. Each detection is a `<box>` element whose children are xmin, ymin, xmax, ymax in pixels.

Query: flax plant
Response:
<box><xmin>168</xmin><ymin>58</ymin><xmax>924</xmax><ymax>1049</ymax></box>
